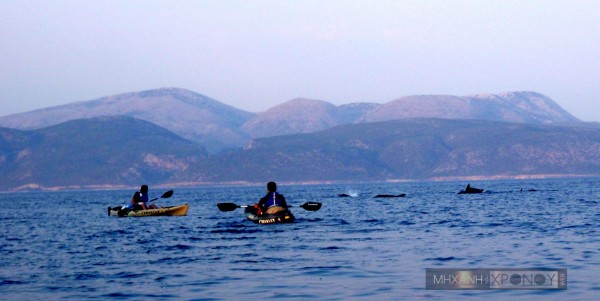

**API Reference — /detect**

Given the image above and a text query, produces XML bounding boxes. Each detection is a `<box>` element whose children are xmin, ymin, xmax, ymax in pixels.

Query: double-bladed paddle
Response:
<box><xmin>217</xmin><ymin>202</ymin><xmax>322</xmax><ymax>212</ymax></box>
<box><xmin>150</xmin><ymin>190</ymin><xmax>174</xmax><ymax>202</ymax></box>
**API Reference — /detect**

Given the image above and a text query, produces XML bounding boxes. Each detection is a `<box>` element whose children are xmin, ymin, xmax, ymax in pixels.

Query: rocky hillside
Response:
<box><xmin>359</xmin><ymin>91</ymin><xmax>579</xmax><ymax>124</ymax></box>
<box><xmin>1</xmin><ymin>116</ymin><xmax>599</xmax><ymax>191</ymax></box>
<box><xmin>242</xmin><ymin>98</ymin><xmax>340</xmax><ymax>137</ymax></box>
<box><xmin>242</xmin><ymin>99</ymin><xmax>382</xmax><ymax>138</ymax></box>
<box><xmin>0</xmin><ymin>116</ymin><xmax>206</xmax><ymax>191</ymax></box>
<box><xmin>181</xmin><ymin>118</ymin><xmax>600</xmax><ymax>183</ymax></box>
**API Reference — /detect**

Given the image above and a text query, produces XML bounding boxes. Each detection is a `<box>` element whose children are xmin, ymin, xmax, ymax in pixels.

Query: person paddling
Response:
<box><xmin>255</xmin><ymin>182</ymin><xmax>288</xmax><ymax>215</ymax></box>
<box><xmin>131</xmin><ymin>185</ymin><xmax>157</xmax><ymax>210</ymax></box>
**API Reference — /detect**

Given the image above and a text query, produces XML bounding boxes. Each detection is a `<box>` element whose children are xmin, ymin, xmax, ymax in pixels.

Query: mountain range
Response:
<box><xmin>0</xmin><ymin>88</ymin><xmax>598</xmax><ymax>191</ymax></box>
<box><xmin>0</xmin><ymin>88</ymin><xmax>580</xmax><ymax>153</ymax></box>
<box><xmin>224</xmin><ymin>118</ymin><xmax>600</xmax><ymax>181</ymax></box>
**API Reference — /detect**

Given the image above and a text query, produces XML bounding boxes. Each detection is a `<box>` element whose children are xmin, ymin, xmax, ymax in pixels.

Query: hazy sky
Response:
<box><xmin>1</xmin><ymin>0</ymin><xmax>599</xmax><ymax>121</ymax></box>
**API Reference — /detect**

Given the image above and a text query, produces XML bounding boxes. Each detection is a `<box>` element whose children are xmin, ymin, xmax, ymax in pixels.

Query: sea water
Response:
<box><xmin>0</xmin><ymin>178</ymin><xmax>599</xmax><ymax>300</ymax></box>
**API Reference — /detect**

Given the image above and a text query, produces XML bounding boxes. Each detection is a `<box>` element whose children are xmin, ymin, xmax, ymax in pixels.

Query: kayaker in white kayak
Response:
<box><xmin>131</xmin><ymin>185</ymin><xmax>158</xmax><ymax>210</ymax></box>
<box><xmin>254</xmin><ymin>182</ymin><xmax>288</xmax><ymax>215</ymax></box>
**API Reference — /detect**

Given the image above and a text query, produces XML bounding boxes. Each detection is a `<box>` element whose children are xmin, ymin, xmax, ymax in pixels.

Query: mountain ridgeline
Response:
<box><xmin>0</xmin><ymin>88</ymin><xmax>598</xmax><ymax>191</ymax></box>
<box><xmin>0</xmin><ymin>88</ymin><xmax>254</xmax><ymax>153</ymax></box>
<box><xmin>0</xmin><ymin>88</ymin><xmax>580</xmax><ymax>153</ymax></box>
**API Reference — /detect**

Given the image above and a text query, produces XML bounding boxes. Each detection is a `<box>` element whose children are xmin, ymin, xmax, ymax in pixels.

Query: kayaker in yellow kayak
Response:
<box><xmin>254</xmin><ymin>182</ymin><xmax>288</xmax><ymax>215</ymax></box>
<box><xmin>131</xmin><ymin>185</ymin><xmax>158</xmax><ymax>210</ymax></box>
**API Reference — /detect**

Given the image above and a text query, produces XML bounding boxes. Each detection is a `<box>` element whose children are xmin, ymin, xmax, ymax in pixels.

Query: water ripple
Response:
<box><xmin>0</xmin><ymin>179</ymin><xmax>599</xmax><ymax>300</ymax></box>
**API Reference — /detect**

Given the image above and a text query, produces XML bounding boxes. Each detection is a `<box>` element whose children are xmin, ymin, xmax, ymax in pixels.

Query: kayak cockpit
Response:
<box><xmin>244</xmin><ymin>206</ymin><xmax>295</xmax><ymax>224</ymax></box>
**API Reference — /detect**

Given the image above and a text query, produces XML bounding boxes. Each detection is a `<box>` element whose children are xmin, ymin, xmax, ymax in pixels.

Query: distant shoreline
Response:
<box><xmin>3</xmin><ymin>173</ymin><xmax>598</xmax><ymax>193</ymax></box>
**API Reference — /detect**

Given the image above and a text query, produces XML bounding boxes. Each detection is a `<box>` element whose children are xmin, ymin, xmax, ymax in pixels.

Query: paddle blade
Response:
<box><xmin>217</xmin><ymin>202</ymin><xmax>240</xmax><ymax>212</ymax></box>
<box><xmin>300</xmin><ymin>202</ymin><xmax>322</xmax><ymax>211</ymax></box>
<box><xmin>162</xmin><ymin>190</ymin><xmax>174</xmax><ymax>199</ymax></box>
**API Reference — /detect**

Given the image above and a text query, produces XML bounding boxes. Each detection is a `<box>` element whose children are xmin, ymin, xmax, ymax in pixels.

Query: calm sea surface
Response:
<box><xmin>1</xmin><ymin>178</ymin><xmax>599</xmax><ymax>300</ymax></box>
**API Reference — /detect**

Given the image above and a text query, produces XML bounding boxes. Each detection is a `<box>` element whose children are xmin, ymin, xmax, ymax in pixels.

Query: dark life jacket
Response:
<box><xmin>131</xmin><ymin>191</ymin><xmax>148</xmax><ymax>209</ymax></box>
<box><xmin>258</xmin><ymin>192</ymin><xmax>287</xmax><ymax>210</ymax></box>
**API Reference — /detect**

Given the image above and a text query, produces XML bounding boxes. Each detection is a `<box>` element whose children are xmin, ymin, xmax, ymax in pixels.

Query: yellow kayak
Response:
<box><xmin>108</xmin><ymin>204</ymin><xmax>189</xmax><ymax>217</ymax></box>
